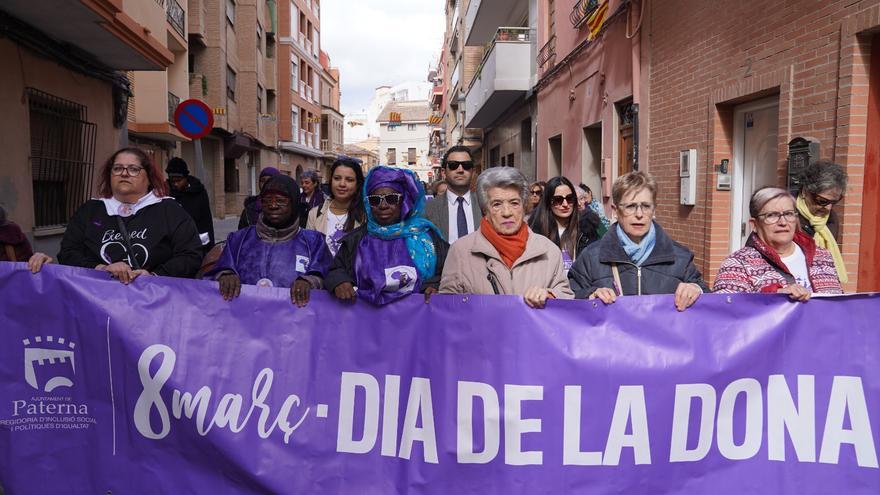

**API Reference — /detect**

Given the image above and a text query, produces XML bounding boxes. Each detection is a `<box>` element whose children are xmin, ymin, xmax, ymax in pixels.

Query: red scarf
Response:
<box><xmin>480</xmin><ymin>218</ymin><xmax>528</xmax><ymax>268</ymax></box>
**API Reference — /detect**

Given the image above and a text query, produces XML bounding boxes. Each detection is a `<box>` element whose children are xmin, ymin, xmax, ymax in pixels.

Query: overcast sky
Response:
<box><xmin>321</xmin><ymin>0</ymin><xmax>445</xmax><ymax>115</ymax></box>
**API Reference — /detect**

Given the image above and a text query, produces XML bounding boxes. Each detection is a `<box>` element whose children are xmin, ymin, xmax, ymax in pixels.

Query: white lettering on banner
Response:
<box><xmin>668</xmin><ymin>375</ymin><xmax>877</xmax><ymax>468</ymax></box>
<box><xmin>504</xmin><ymin>385</ymin><xmax>544</xmax><ymax>466</ymax></box>
<box><xmin>819</xmin><ymin>376</ymin><xmax>878</xmax><ymax>468</ymax></box>
<box><xmin>669</xmin><ymin>384</ymin><xmax>716</xmax><ymax>462</ymax></box>
<box><xmin>336</xmin><ymin>373</ymin><xmax>439</xmax><ymax>463</ymax></box>
<box><xmin>768</xmin><ymin>375</ymin><xmax>816</xmax><ymax>462</ymax></box>
<box><xmin>133</xmin><ymin>345</ymin><xmax>310</xmax><ymax>444</ymax></box>
<box><xmin>562</xmin><ymin>386</ymin><xmax>603</xmax><ymax>465</ymax></box>
<box><xmin>717</xmin><ymin>378</ymin><xmax>763</xmax><ymax>460</ymax></box>
<box><xmin>457</xmin><ymin>381</ymin><xmax>501</xmax><ymax>464</ymax></box>
<box><xmin>603</xmin><ymin>386</ymin><xmax>651</xmax><ymax>465</ymax></box>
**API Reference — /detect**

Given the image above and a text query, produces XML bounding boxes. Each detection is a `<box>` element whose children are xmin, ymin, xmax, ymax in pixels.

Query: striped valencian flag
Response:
<box><xmin>587</xmin><ymin>0</ymin><xmax>609</xmax><ymax>40</ymax></box>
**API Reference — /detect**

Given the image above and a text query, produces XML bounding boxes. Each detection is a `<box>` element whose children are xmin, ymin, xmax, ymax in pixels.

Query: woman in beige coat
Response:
<box><xmin>439</xmin><ymin>167</ymin><xmax>574</xmax><ymax>308</ymax></box>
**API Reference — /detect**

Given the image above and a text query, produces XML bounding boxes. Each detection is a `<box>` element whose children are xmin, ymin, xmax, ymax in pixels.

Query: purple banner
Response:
<box><xmin>0</xmin><ymin>261</ymin><xmax>878</xmax><ymax>494</ymax></box>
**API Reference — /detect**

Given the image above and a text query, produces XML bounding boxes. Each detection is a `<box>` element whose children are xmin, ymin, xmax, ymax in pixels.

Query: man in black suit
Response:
<box><xmin>424</xmin><ymin>146</ymin><xmax>483</xmax><ymax>243</ymax></box>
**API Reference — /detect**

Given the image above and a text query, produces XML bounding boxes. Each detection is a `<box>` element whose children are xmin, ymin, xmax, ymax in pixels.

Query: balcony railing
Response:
<box><xmin>537</xmin><ymin>34</ymin><xmax>556</xmax><ymax>68</ymax></box>
<box><xmin>469</xmin><ymin>27</ymin><xmax>530</xmax><ymax>91</ymax></box>
<box><xmin>167</xmin><ymin>92</ymin><xmax>180</xmax><ymax>123</ymax></box>
<box><xmin>300</xmin><ymin>129</ymin><xmax>307</xmax><ymax>144</ymax></box>
<box><xmin>299</xmin><ymin>80</ymin><xmax>306</xmax><ymax>99</ymax></box>
<box><xmin>570</xmin><ymin>0</ymin><xmax>600</xmax><ymax>28</ymax></box>
<box><xmin>321</xmin><ymin>138</ymin><xmax>330</xmax><ymax>151</ymax></box>
<box><xmin>306</xmin><ymin>86</ymin><xmax>313</xmax><ymax>103</ymax></box>
<box><xmin>166</xmin><ymin>0</ymin><xmax>185</xmax><ymax>38</ymax></box>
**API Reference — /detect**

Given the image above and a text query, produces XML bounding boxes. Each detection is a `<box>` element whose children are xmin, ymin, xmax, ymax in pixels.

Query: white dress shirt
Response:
<box><xmin>446</xmin><ymin>191</ymin><xmax>475</xmax><ymax>243</ymax></box>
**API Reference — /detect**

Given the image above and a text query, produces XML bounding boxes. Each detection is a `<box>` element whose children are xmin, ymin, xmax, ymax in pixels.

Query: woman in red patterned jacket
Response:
<box><xmin>713</xmin><ymin>186</ymin><xmax>842</xmax><ymax>300</ymax></box>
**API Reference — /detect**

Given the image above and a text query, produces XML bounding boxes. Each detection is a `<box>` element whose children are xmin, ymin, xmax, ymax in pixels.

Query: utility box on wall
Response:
<box><xmin>679</xmin><ymin>149</ymin><xmax>697</xmax><ymax>205</ymax></box>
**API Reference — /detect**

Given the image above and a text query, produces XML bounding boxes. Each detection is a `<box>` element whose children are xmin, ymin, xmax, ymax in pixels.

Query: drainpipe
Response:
<box><xmin>628</xmin><ymin>0</ymin><xmax>644</xmax><ymax>170</ymax></box>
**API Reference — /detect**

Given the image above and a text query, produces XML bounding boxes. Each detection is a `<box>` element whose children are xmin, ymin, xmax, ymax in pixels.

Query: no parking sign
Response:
<box><xmin>173</xmin><ymin>99</ymin><xmax>214</xmax><ymax>140</ymax></box>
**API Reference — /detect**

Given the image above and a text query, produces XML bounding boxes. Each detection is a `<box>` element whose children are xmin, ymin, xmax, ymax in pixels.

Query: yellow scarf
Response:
<box><xmin>796</xmin><ymin>194</ymin><xmax>847</xmax><ymax>283</ymax></box>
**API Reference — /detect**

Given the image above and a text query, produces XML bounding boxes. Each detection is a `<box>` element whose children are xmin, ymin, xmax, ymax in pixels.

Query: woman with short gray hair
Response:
<box><xmin>714</xmin><ymin>186</ymin><xmax>842</xmax><ymax>299</ymax></box>
<box><xmin>796</xmin><ymin>160</ymin><xmax>848</xmax><ymax>283</ymax></box>
<box><xmin>440</xmin><ymin>167</ymin><xmax>574</xmax><ymax>308</ymax></box>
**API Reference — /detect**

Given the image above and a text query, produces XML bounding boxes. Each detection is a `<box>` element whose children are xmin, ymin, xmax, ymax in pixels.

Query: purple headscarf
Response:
<box><xmin>365</xmin><ymin>166</ymin><xmax>419</xmax><ymax>219</ymax></box>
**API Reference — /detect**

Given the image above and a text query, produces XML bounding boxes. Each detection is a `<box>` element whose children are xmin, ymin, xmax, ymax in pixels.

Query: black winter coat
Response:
<box><xmin>169</xmin><ymin>176</ymin><xmax>215</xmax><ymax>249</ymax></box>
<box><xmin>324</xmin><ymin>225</ymin><xmax>449</xmax><ymax>293</ymax></box>
<box><xmin>568</xmin><ymin>222</ymin><xmax>709</xmax><ymax>298</ymax></box>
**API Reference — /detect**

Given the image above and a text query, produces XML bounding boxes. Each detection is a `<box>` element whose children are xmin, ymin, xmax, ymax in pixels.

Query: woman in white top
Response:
<box><xmin>306</xmin><ymin>158</ymin><xmax>366</xmax><ymax>256</ymax></box>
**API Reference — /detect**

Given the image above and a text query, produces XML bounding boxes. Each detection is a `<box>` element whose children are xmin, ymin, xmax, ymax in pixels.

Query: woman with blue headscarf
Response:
<box><xmin>325</xmin><ymin>166</ymin><xmax>449</xmax><ymax>305</ymax></box>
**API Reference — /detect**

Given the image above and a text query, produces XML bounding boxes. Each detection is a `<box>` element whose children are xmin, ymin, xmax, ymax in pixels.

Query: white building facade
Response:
<box><xmin>377</xmin><ymin>100</ymin><xmax>433</xmax><ymax>181</ymax></box>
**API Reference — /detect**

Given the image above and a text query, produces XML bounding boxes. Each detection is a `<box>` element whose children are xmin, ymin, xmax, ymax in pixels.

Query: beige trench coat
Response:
<box><xmin>439</xmin><ymin>228</ymin><xmax>574</xmax><ymax>298</ymax></box>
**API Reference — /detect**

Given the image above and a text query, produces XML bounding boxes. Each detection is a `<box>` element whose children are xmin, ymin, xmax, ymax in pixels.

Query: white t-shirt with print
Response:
<box><xmin>780</xmin><ymin>244</ymin><xmax>812</xmax><ymax>291</ymax></box>
<box><xmin>324</xmin><ymin>211</ymin><xmax>348</xmax><ymax>257</ymax></box>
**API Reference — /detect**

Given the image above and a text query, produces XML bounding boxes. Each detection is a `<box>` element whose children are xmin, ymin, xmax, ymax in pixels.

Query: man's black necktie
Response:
<box><xmin>456</xmin><ymin>196</ymin><xmax>468</xmax><ymax>239</ymax></box>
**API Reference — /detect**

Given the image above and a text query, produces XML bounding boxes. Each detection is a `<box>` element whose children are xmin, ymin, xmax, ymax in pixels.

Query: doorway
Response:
<box><xmin>730</xmin><ymin>97</ymin><xmax>780</xmax><ymax>250</ymax></box>
<box><xmin>582</xmin><ymin>123</ymin><xmax>602</xmax><ymax>198</ymax></box>
<box><xmin>548</xmin><ymin>134</ymin><xmax>562</xmax><ymax>178</ymax></box>
<box><xmin>859</xmin><ymin>34</ymin><xmax>880</xmax><ymax>291</ymax></box>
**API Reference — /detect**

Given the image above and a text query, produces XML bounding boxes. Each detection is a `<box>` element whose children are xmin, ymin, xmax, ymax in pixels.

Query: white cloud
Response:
<box><xmin>322</xmin><ymin>0</ymin><xmax>445</xmax><ymax>115</ymax></box>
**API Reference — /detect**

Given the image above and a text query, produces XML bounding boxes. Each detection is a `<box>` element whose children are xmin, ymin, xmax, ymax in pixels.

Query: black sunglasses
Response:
<box><xmin>551</xmin><ymin>194</ymin><xmax>577</xmax><ymax>206</ymax></box>
<box><xmin>445</xmin><ymin>160</ymin><xmax>474</xmax><ymax>171</ymax></box>
<box><xmin>366</xmin><ymin>193</ymin><xmax>403</xmax><ymax>207</ymax></box>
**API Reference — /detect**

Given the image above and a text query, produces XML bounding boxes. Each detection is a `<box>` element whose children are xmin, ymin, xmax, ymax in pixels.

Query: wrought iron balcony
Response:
<box><xmin>167</xmin><ymin>92</ymin><xmax>180</xmax><ymax>123</ymax></box>
<box><xmin>166</xmin><ymin>0</ymin><xmax>185</xmax><ymax>38</ymax></box>
<box><xmin>537</xmin><ymin>34</ymin><xmax>556</xmax><ymax>68</ymax></box>
<box><xmin>570</xmin><ymin>0</ymin><xmax>600</xmax><ymax>28</ymax></box>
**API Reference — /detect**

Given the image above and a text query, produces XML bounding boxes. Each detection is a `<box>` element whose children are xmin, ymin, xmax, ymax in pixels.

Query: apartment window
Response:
<box><xmin>257</xmin><ymin>23</ymin><xmax>263</xmax><ymax>51</ymax></box>
<box><xmin>27</xmin><ymin>88</ymin><xmax>97</xmax><ymax>228</ymax></box>
<box><xmin>387</xmin><ymin>148</ymin><xmax>397</xmax><ymax>165</ymax></box>
<box><xmin>490</xmin><ymin>146</ymin><xmax>500</xmax><ymax>167</ymax></box>
<box><xmin>506</xmin><ymin>153</ymin><xmax>515</xmax><ymax>168</ymax></box>
<box><xmin>226</xmin><ymin>0</ymin><xmax>236</xmax><ymax>26</ymax></box>
<box><xmin>267</xmin><ymin>90</ymin><xmax>276</xmax><ymax>115</ymax></box>
<box><xmin>226</xmin><ymin>65</ymin><xmax>237</xmax><ymax>101</ymax></box>
<box><xmin>291</xmin><ymin>57</ymin><xmax>298</xmax><ymax>90</ymax></box>
<box><xmin>387</xmin><ymin>124</ymin><xmax>396</xmax><ymax>132</ymax></box>
<box><xmin>407</xmin><ymin>148</ymin><xmax>417</xmax><ymax>165</ymax></box>
<box><xmin>291</xmin><ymin>106</ymin><xmax>299</xmax><ymax>142</ymax></box>
<box><xmin>266</xmin><ymin>35</ymin><xmax>276</xmax><ymax>58</ymax></box>
<box><xmin>407</xmin><ymin>124</ymin><xmax>416</xmax><ymax>131</ymax></box>
<box><xmin>257</xmin><ymin>84</ymin><xmax>264</xmax><ymax>114</ymax></box>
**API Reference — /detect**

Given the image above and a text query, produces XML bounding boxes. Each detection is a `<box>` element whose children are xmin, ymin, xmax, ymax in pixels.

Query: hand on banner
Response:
<box><xmin>291</xmin><ymin>278</ymin><xmax>311</xmax><ymax>307</ymax></box>
<box><xmin>423</xmin><ymin>286</ymin><xmax>439</xmax><ymax>303</ymax></box>
<box><xmin>27</xmin><ymin>252</ymin><xmax>53</xmax><ymax>273</ymax></box>
<box><xmin>334</xmin><ymin>282</ymin><xmax>357</xmax><ymax>302</ymax></box>
<box><xmin>778</xmin><ymin>283</ymin><xmax>811</xmax><ymax>302</ymax></box>
<box><xmin>674</xmin><ymin>282</ymin><xmax>702</xmax><ymax>311</ymax></box>
<box><xmin>523</xmin><ymin>286</ymin><xmax>552</xmax><ymax>309</ymax></box>
<box><xmin>218</xmin><ymin>273</ymin><xmax>242</xmax><ymax>300</ymax></box>
<box><xmin>589</xmin><ymin>287</ymin><xmax>617</xmax><ymax>305</ymax></box>
<box><xmin>131</xmin><ymin>269</ymin><xmax>153</xmax><ymax>279</ymax></box>
<box><xmin>98</xmin><ymin>261</ymin><xmax>140</xmax><ymax>285</ymax></box>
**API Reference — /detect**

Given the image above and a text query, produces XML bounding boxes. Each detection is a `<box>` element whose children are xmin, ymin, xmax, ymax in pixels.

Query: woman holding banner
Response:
<box><xmin>207</xmin><ymin>174</ymin><xmax>331</xmax><ymax>307</ymax></box>
<box><xmin>568</xmin><ymin>171</ymin><xmax>708</xmax><ymax>311</ymax></box>
<box><xmin>325</xmin><ymin>166</ymin><xmax>448</xmax><ymax>305</ymax></box>
<box><xmin>27</xmin><ymin>147</ymin><xmax>203</xmax><ymax>282</ymax></box>
<box><xmin>713</xmin><ymin>186</ymin><xmax>842</xmax><ymax>299</ymax></box>
<box><xmin>439</xmin><ymin>167</ymin><xmax>574</xmax><ymax>308</ymax></box>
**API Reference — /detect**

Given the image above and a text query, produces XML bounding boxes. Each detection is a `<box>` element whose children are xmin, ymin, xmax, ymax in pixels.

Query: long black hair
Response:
<box><xmin>329</xmin><ymin>158</ymin><xmax>366</xmax><ymax>231</ymax></box>
<box><xmin>528</xmin><ymin>176</ymin><xmax>580</xmax><ymax>256</ymax></box>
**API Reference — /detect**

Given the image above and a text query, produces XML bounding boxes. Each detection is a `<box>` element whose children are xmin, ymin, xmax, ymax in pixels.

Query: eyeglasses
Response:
<box><xmin>530</xmin><ymin>189</ymin><xmax>542</xmax><ymax>196</ymax></box>
<box><xmin>811</xmin><ymin>192</ymin><xmax>842</xmax><ymax>208</ymax></box>
<box><xmin>111</xmin><ymin>165</ymin><xmax>145</xmax><ymax>177</ymax></box>
<box><xmin>366</xmin><ymin>193</ymin><xmax>403</xmax><ymax>207</ymax></box>
<box><xmin>757</xmin><ymin>209</ymin><xmax>798</xmax><ymax>224</ymax></box>
<box><xmin>261</xmin><ymin>195</ymin><xmax>291</xmax><ymax>207</ymax></box>
<box><xmin>551</xmin><ymin>194</ymin><xmax>577</xmax><ymax>206</ymax></box>
<box><xmin>619</xmin><ymin>202</ymin><xmax>655</xmax><ymax>216</ymax></box>
<box><xmin>445</xmin><ymin>160</ymin><xmax>474</xmax><ymax>171</ymax></box>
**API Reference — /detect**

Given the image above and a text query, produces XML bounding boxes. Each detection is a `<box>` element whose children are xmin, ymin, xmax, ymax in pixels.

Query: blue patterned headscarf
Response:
<box><xmin>363</xmin><ymin>166</ymin><xmax>442</xmax><ymax>280</ymax></box>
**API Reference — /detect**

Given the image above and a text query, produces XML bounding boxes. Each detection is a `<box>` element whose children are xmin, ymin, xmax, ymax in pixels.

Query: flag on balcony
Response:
<box><xmin>389</xmin><ymin>111</ymin><xmax>402</xmax><ymax>123</ymax></box>
<box><xmin>428</xmin><ymin>115</ymin><xmax>442</xmax><ymax>125</ymax></box>
<box><xmin>587</xmin><ymin>0</ymin><xmax>609</xmax><ymax>40</ymax></box>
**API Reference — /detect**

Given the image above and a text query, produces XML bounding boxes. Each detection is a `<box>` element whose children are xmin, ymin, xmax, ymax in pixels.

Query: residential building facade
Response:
<box><xmin>320</xmin><ymin>50</ymin><xmax>344</xmax><ymax>178</ymax></box>
<box><xmin>442</xmin><ymin>0</ymin><xmax>484</xmax><ymax>170</ymax></box>
<box><xmin>377</xmin><ymin>101</ymin><xmax>433</xmax><ymax>181</ymax></box>
<box><xmin>463</xmin><ymin>0</ymin><xmax>538</xmax><ymax>180</ymax></box>
<box><xmin>0</xmin><ymin>1</ymin><xmax>174</xmax><ymax>254</ymax></box>
<box><xmin>642</xmin><ymin>0</ymin><xmax>880</xmax><ymax>291</ymax></box>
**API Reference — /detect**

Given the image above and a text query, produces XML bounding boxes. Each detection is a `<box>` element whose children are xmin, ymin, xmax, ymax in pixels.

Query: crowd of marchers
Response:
<box><xmin>6</xmin><ymin>143</ymin><xmax>848</xmax><ymax>309</ymax></box>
